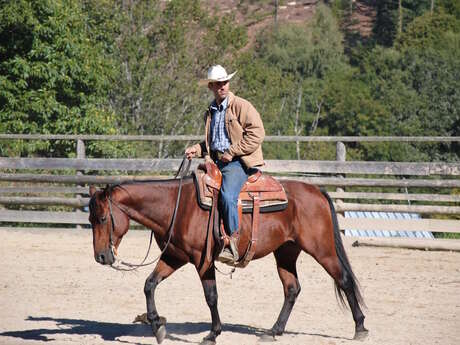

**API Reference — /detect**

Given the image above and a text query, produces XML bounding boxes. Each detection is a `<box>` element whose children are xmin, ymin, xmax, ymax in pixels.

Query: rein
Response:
<box><xmin>107</xmin><ymin>157</ymin><xmax>191</xmax><ymax>271</ymax></box>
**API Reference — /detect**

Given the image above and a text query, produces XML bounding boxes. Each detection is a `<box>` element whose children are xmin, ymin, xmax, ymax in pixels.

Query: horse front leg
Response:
<box><xmin>199</xmin><ymin>265</ymin><xmax>222</xmax><ymax>345</ymax></box>
<box><xmin>144</xmin><ymin>255</ymin><xmax>185</xmax><ymax>344</ymax></box>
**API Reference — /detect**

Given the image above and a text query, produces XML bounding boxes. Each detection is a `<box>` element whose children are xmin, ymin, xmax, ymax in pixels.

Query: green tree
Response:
<box><xmin>373</xmin><ymin>0</ymin><xmax>434</xmax><ymax>47</ymax></box>
<box><xmin>236</xmin><ymin>4</ymin><xmax>349</xmax><ymax>159</ymax></box>
<box><xmin>356</xmin><ymin>10</ymin><xmax>460</xmax><ymax>161</ymax></box>
<box><xmin>109</xmin><ymin>0</ymin><xmax>247</xmax><ymax>158</ymax></box>
<box><xmin>0</xmin><ymin>0</ymin><xmax>120</xmax><ymax>157</ymax></box>
<box><xmin>438</xmin><ymin>0</ymin><xmax>460</xmax><ymax>19</ymax></box>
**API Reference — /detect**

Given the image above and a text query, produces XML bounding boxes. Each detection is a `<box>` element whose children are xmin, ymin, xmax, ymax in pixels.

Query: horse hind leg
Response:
<box><xmin>338</xmin><ymin>261</ymin><xmax>368</xmax><ymax>340</ymax></box>
<box><xmin>295</xmin><ymin>191</ymin><xmax>368</xmax><ymax>340</ymax></box>
<box><xmin>323</xmin><ymin>190</ymin><xmax>368</xmax><ymax>339</ymax></box>
<box><xmin>262</xmin><ymin>242</ymin><xmax>301</xmax><ymax>341</ymax></box>
<box><xmin>305</xmin><ymin>242</ymin><xmax>368</xmax><ymax>340</ymax></box>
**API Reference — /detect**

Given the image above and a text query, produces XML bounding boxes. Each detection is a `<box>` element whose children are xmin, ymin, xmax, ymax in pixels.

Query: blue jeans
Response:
<box><xmin>216</xmin><ymin>159</ymin><xmax>249</xmax><ymax>236</ymax></box>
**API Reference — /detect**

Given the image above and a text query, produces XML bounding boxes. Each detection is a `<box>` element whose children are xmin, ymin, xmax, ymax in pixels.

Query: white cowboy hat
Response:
<box><xmin>199</xmin><ymin>65</ymin><xmax>237</xmax><ymax>85</ymax></box>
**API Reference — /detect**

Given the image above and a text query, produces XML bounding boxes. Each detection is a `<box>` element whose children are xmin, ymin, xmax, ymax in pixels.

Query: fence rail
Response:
<box><xmin>2</xmin><ymin>134</ymin><xmax>460</xmax><ymax>142</ymax></box>
<box><xmin>1</xmin><ymin>135</ymin><xmax>459</xmax><ymax>240</ymax></box>
<box><xmin>1</xmin><ymin>157</ymin><xmax>460</xmax><ymax>175</ymax></box>
<box><xmin>2</xmin><ymin>172</ymin><xmax>460</xmax><ymax>187</ymax></box>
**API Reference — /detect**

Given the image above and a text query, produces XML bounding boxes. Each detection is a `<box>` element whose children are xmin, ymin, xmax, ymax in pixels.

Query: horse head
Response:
<box><xmin>88</xmin><ymin>185</ymin><xmax>130</xmax><ymax>265</ymax></box>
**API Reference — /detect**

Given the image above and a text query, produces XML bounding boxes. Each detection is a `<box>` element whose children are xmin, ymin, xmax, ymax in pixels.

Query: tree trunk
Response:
<box><xmin>274</xmin><ymin>0</ymin><xmax>278</xmax><ymax>30</ymax></box>
<box><xmin>294</xmin><ymin>90</ymin><xmax>302</xmax><ymax>160</ymax></box>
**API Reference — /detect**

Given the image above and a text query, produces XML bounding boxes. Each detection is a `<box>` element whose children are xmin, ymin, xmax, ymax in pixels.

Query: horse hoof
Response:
<box><xmin>134</xmin><ymin>314</ymin><xmax>167</xmax><ymax>326</ymax></box>
<box><xmin>155</xmin><ymin>324</ymin><xmax>166</xmax><ymax>344</ymax></box>
<box><xmin>133</xmin><ymin>313</ymin><xmax>149</xmax><ymax>324</ymax></box>
<box><xmin>354</xmin><ymin>329</ymin><xmax>369</xmax><ymax>341</ymax></box>
<box><xmin>258</xmin><ymin>333</ymin><xmax>276</xmax><ymax>342</ymax></box>
<box><xmin>200</xmin><ymin>332</ymin><xmax>217</xmax><ymax>345</ymax></box>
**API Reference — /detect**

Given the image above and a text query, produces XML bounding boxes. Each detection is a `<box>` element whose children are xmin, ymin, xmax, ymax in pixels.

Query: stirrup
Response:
<box><xmin>217</xmin><ymin>248</ymin><xmax>235</xmax><ymax>264</ymax></box>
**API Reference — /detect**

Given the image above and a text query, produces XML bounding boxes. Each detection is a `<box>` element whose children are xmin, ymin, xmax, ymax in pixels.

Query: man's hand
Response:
<box><xmin>185</xmin><ymin>146</ymin><xmax>197</xmax><ymax>160</ymax></box>
<box><xmin>221</xmin><ymin>150</ymin><xmax>233</xmax><ymax>163</ymax></box>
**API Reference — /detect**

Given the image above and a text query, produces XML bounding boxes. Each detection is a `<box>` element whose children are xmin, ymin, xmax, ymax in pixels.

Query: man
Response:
<box><xmin>185</xmin><ymin>65</ymin><xmax>265</xmax><ymax>263</ymax></box>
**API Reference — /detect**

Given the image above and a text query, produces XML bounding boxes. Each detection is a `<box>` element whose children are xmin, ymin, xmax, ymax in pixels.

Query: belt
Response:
<box><xmin>210</xmin><ymin>150</ymin><xmax>225</xmax><ymax>161</ymax></box>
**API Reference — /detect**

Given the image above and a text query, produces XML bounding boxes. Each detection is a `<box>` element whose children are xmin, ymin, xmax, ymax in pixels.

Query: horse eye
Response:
<box><xmin>100</xmin><ymin>215</ymin><xmax>107</xmax><ymax>224</ymax></box>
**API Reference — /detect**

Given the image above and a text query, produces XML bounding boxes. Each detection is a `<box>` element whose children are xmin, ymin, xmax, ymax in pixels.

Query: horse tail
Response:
<box><xmin>321</xmin><ymin>190</ymin><xmax>366</xmax><ymax>309</ymax></box>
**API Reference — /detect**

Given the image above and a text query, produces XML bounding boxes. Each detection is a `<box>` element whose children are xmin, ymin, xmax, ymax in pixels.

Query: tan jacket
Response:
<box><xmin>193</xmin><ymin>91</ymin><xmax>265</xmax><ymax>168</ymax></box>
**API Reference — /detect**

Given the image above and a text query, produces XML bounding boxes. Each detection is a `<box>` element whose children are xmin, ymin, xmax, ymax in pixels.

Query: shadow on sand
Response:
<box><xmin>0</xmin><ymin>316</ymin><xmax>349</xmax><ymax>343</ymax></box>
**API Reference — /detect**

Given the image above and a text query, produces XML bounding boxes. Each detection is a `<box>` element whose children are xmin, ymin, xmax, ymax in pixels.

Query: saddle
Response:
<box><xmin>193</xmin><ymin>161</ymin><xmax>288</xmax><ymax>269</ymax></box>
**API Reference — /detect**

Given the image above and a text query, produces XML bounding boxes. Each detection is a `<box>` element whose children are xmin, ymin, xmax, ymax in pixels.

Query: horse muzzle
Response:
<box><xmin>95</xmin><ymin>247</ymin><xmax>116</xmax><ymax>265</ymax></box>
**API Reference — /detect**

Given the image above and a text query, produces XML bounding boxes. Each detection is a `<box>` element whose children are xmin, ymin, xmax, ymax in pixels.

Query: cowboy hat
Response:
<box><xmin>199</xmin><ymin>65</ymin><xmax>237</xmax><ymax>86</ymax></box>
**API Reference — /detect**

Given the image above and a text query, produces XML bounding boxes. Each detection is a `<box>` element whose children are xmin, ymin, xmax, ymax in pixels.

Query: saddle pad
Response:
<box><xmin>193</xmin><ymin>169</ymin><xmax>288</xmax><ymax>213</ymax></box>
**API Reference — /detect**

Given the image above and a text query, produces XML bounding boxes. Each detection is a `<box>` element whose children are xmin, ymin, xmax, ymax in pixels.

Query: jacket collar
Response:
<box><xmin>207</xmin><ymin>91</ymin><xmax>235</xmax><ymax>115</ymax></box>
<box><xmin>210</xmin><ymin>96</ymin><xmax>228</xmax><ymax>112</ymax></box>
<box><xmin>227</xmin><ymin>91</ymin><xmax>235</xmax><ymax>107</ymax></box>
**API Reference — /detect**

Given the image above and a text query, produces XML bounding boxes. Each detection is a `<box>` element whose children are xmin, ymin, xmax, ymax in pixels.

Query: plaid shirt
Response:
<box><xmin>210</xmin><ymin>97</ymin><xmax>231</xmax><ymax>152</ymax></box>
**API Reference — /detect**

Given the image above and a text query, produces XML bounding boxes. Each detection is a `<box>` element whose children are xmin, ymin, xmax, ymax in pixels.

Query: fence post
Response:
<box><xmin>336</xmin><ymin>141</ymin><xmax>346</xmax><ymax>219</ymax></box>
<box><xmin>76</xmin><ymin>139</ymin><xmax>86</xmax><ymax>230</ymax></box>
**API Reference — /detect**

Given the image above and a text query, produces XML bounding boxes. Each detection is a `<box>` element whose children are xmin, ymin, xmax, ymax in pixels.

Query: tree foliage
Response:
<box><xmin>358</xmin><ymin>10</ymin><xmax>460</xmax><ymax>161</ymax></box>
<box><xmin>108</xmin><ymin>0</ymin><xmax>247</xmax><ymax>158</ymax></box>
<box><xmin>0</xmin><ymin>0</ymin><xmax>120</xmax><ymax>157</ymax></box>
<box><xmin>0</xmin><ymin>0</ymin><xmax>458</xmax><ymax>162</ymax></box>
<box><xmin>236</xmin><ymin>4</ymin><xmax>349</xmax><ymax>159</ymax></box>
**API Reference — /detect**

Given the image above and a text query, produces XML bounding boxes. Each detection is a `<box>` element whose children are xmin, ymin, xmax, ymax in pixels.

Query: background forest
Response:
<box><xmin>0</xmin><ymin>0</ymin><xmax>459</xmax><ymax>161</ymax></box>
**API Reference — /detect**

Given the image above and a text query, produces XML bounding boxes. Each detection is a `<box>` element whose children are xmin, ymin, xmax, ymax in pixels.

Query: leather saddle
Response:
<box><xmin>194</xmin><ymin>162</ymin><xmax>288</xmax><ymax>213</ymax></box>
<box><xmin>193</xmin><ymin>161</ymin><xmax>288</xmax><ymax>268</ymax></box>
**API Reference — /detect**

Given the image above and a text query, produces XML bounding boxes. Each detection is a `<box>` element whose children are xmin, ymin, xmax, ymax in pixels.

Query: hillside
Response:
<box><xmin>204</xmin><ymin>1</ymin><xmax>319</xmax><ymax>48</ymax></box>
<box><xmin>203</xmin><ymin>0</ymin><xmax>376</xmax><ymax>48</ymax></box>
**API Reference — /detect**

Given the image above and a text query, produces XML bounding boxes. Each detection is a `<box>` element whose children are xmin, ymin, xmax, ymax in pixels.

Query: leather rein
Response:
<box><xmin>106</xmin><ymin>157</ymin><xmax>191</xmax><ymax>271</ymax></box>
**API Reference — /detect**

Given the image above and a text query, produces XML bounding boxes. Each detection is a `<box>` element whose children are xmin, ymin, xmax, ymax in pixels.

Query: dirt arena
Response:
<box><xmin>0</xmin><ymin>227</ymin><xmax>459</xmax><ymax>345</ymax></box>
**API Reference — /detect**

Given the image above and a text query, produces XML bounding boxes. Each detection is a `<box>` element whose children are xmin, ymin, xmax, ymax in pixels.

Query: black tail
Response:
<box><xmin>321</xmin><ymin>190</ymin><xmax>366</xmax><ymax>309</ymax></box>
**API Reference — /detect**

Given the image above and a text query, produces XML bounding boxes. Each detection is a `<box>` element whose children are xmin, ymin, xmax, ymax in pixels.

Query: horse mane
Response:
<box><xmin>104</xmin><ymin>175</ymin><xmax>193</xmax><ymax>191</ymax></box>
<box><xmin>89</xmin><ymin>175</ymin><xmax>194</xmax><ymax>212</ymax></box>
<box><xmin>88</xmin><ymin>177</ymin><xmax>185</xmax><ymax>217</ymax></box>
<box><xmin>96</xmin><ymin>176</ymin><xmax>194</xmax><ymax>200</ymax></box>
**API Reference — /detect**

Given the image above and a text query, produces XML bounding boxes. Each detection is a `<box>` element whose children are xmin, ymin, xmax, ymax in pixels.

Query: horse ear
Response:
<box><xmin>89</xmin><ymin>185</ymin><xmax>97</xmax><ymax>196</ymax></box>
<box><xmin>100</xmin><ymin>184</ymin><xmax>111</xmax><ymax>200</ymax></box>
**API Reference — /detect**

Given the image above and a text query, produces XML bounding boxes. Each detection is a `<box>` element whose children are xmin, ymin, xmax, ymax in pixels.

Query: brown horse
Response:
<box><xmin>88</xmin><ymin>174</ymin><xmax>367</xmax><ymax>345</ymax></box>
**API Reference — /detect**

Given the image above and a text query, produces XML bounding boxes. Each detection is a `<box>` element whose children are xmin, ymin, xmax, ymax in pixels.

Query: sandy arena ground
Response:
<box><xmin>0</xmin><ymin>227</ymin><xmax>459</xmax><ymax>345</ymax></box>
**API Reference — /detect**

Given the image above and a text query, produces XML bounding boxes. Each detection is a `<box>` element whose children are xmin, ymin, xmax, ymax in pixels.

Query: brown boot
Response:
<box><xmin>229</xmin><ymin>232</ymin><xmax>239</xmax><ymax>262</ymax></box>
<box><xmin>217</xmin><ymin>232</ymin><xmax>239</xmax><ymax>264</ymax></box>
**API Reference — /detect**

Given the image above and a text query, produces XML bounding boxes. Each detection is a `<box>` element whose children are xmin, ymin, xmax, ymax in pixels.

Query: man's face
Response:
<box><xmin>208</xmin><ymin>80</ymin><xmax>229</xmax><ymax>104</ymax></box>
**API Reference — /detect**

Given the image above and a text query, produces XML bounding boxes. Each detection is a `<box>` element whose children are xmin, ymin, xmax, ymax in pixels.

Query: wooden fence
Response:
<box><xmin>1</xmin><ymin>135</ymin><xmax>459</xmax><ymax>242</ymax></box>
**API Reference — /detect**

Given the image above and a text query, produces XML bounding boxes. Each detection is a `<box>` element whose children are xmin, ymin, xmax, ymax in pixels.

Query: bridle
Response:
<box><xmin>106</xmin><ymin>157</ymin><xmax>191</xmax><ymax>271</ymax></box>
